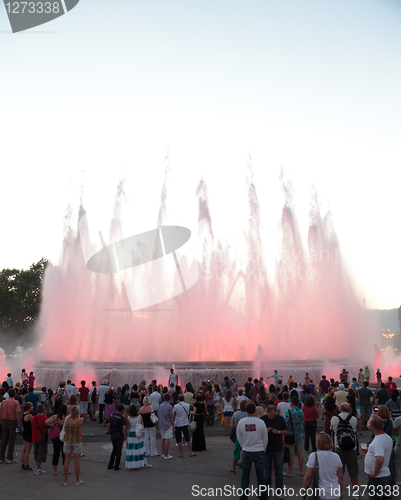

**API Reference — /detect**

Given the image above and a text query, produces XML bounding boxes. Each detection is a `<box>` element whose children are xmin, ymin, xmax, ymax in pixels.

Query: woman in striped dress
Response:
<box><xmin>125</xmin><ymin>405</ymin><xmax>151</xmax><ymax>469</ymax></box>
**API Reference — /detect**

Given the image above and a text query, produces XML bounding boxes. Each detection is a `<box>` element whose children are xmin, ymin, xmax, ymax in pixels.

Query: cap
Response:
<box><xmin>339</xmin><ymin>383</ymin><xmax>345</xmax><ymax>389</ymax></box>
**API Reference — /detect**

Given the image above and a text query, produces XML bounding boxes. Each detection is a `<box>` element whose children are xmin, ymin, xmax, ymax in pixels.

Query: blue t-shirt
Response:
<box><xmin>285</xmin><ymin>407</ymin><xmax>304</xmax><ymax>442</ymax></box>
<box><xmin>25</xmin><ymin>393</ymin><xmax>39</xmax><ymax>412</ymax></box>
<box><xmin>273</xmin><ymin>374</ymin><xmax>279</xmax><ymax>384</ymax></box>
<box><xmin>376</xmin><ymin>389</ymin><xmax>389</xmax><ymax>406</ymax></box>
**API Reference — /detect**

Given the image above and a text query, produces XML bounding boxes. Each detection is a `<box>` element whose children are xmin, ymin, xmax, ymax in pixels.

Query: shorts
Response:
<box><xmin>334</xmin><ymin>447</ymin><xmax>358</xmax><ymax>479</ymax></box>
<box><xmin>287</xmin><ymin>441</ymin><xmax>303</xmax><ymax>457</ymax></box>
<box><xmin>91</xmin><ymin>402</ymin><xmax>97</xmax><ymax>411</ymax></box>
<box><xmin>161</xmin><ymin>427</ymin><xmax>174</xmax><ymax>440</ymax></box>
<box><xmin>360</xmin><ymin>405</ymin><xmax>372</xmax><ymax>418</ymax></box>
<box><xmin>175</xmin><ymin>425</ymin><xmax>190</xmax><ymax>444</ymax></box>
<box><xmin>23</xmin><ymin>436</ymin><xmax>32</xmax><ymax>443</ymax></box>
<box><xmin>33</xmin><ymin>440</ymin><xmax>48</xmax><ymax>463</ymax></box>
<box><xmin>224</xmin><ymin>411</ymin><xmax>234</xmax><ymax>417</ymax></box>
<box><xmin>79</xmin><ymin>402</ymin><xmax>88</xmax><ymax>414</ymax></box>
<box><xmin>63</xmin><ymin>442</ymin><xmax>83</xmax><ymax>455</ymax></box>
<box><xmin>356</xmin><ymin>408</ymin><xmax>361</xmax><ymax>419</ymax></box>
<box><xmin>233</xmin><ymin>438</ymin><xmax>242</xmax><ymax>460</ymax></box>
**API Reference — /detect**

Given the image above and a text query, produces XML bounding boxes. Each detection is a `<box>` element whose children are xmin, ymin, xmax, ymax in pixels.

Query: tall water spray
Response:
<box><xmin>36</xmin><ymin>169</ymin><xmax>373</xmax><ymax>367</ymax></box>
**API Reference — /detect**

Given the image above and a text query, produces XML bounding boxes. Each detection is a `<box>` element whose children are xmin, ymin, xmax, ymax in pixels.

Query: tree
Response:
<box><xmin>0</xmin><ymin>258</ymin><xmax>48</xmax><ymax>334</ymax></box>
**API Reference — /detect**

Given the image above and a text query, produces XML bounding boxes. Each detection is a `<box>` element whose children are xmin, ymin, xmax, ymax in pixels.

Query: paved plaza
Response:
<box><xmin>1</xmin><ymin>417</ymin><xmax>374</xmax><ymax>500</ymax></box>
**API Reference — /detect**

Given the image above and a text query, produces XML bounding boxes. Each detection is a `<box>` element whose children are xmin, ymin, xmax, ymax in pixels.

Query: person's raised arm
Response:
<box><xmin>45</xmin><ymin>415</ymin><xmax>56</xmax><ymax>428</ymax></box>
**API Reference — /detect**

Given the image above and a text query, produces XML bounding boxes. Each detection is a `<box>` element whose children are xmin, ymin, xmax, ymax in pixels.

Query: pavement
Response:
<box><xmin>0</xmin><ymin>416</ymin><xmax>376</xmax><ymax>500</ymax></box>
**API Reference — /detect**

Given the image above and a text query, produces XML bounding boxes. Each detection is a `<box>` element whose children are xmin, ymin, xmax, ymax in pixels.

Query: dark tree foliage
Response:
<box><xmin>0</xmin><ymin>258</ymin><xmax>48</xmax><ymax>334</ymax></box>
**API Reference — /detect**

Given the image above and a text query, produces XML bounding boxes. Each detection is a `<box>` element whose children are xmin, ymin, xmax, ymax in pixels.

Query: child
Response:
<box><xmin>40</xmin><ymin>387</ymin><xmax>47</xmax><ymax>403</ymax></box>
<box><xmin>6</xmin><ymin>373</ymin><xmax>13</xmax><ymax>388</ymax></box>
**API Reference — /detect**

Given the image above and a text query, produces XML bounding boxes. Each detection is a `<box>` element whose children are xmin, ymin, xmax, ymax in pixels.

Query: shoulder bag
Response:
<box><xmin>135</xmin><ymin>416</ymin><xmax>144</xmax><ymax>438</ymax></box>
<box><xmin>304</xmin><ymin>452</ymin><xmax>320</xmax><ymax>500</ymax></box>
<box><xmin>285</xmin><ymin>409</ymin><xmax>295</xmax><ymax>445</ymax></box>
<box><xmin>150</xmin><ymin>409</ymin><xmax>158</xmax><ymax>425</ymax></box>
<box><xmin>34</xmin><ymin>416</ymin><xmax>48</xmax><ymax>442</ymax></box>
<box><xmin>180</xmin><ymin>402</ymin><xmax>197</xmax><ymax>432</ymax></box>
<box><xmin>59</xmin><ymin>416</ymin><xmax>69</xmax><ymax>442</ymax></box>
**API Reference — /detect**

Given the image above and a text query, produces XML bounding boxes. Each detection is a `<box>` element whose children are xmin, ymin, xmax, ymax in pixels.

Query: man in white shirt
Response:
<box><xmin>169</xmin><ymin>369</ymin><xmax>178</xmax><ymax>388</ymax></box>
<box><xmin>149</xmin><ymin>386</ymin><xmax>161</xmax><ymax>416</ymax></box>
<box><xmin>97</xmin><ymin>380</ymin><xmax>109</xmax><ymax>424</ymax></box>
<box><xmin>236</xmin><ymin>402</ymin><xmax>268</xmax><ymax>500</ymax></box>
<box><xmin>365</xmin><ymin>414</ymin><xmax>393</xmax><ymax>495</ymax></box>
<box><xmin>174</xmin><ymin>394</ymin><xmax>195</xmax><ymax>458</ymax></box>
<box><xmin>66</xmin><ymin>380</ymin><xmax>79</xmax><ymax>398</ymax></box>
<box><xmin>331</xmin><ymin>403</ymin><xmax>359</xmax><ymax>492</ymax></box>
<box><xmin>277</xmin><ymin>392</ymin><xmax>291</xmax><ymax>417</ymax></box>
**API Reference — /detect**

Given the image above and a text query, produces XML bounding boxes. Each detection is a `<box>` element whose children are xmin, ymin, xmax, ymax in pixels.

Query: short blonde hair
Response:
<box><xmin>255</xmin><ymin>406</ymin><xmax>266</xmax><ymax>418</ymax></box>
<box><xmin>316</xmin><ymin>432</ymin><xmax>333</xmax><ymax>451</ymax></box>
<box><xmin>142</xmin><ymin>396</ymin><xmax>150</xmax><ymax>405</ymax></box>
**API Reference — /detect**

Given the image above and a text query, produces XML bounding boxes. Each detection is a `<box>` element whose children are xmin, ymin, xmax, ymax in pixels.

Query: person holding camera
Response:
<box><xmin>55</xmin><ymin>382</ymin><xmax>70</xmax><ymax>406</ymax></box>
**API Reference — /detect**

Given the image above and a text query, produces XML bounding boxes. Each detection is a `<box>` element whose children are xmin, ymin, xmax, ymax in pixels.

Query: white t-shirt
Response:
<box><xmin>174</xmin><ymin>401</ymin><xmax>190</xmax><ymax>427</ymax></box>
<box><xmin>97</xmin><ymin>384</ymin><xmax>109</xmax><ymax>405</ymax></box>
<box><xmin>149</xmin><ymin>391</ymin><xmax>161</xmax><ymax>411</ymax></box>
<box><xmin>306</xmin><ymin>451</ymin><xmax>342</xmax><ymax>499</ymax></box>
<box><xmin>169</xmin><ymin>373</ymin><xmax>178</xmax><ymax>387</ymax></box>
<box><xmin>277</xmin><ymin>401</ymin><xmax>291</xmax><ymax>417</ymax></box>
<box><xmin>223</xmin><ymin>398</ymin><xmax>235</xmax><ymax>412</ymax></box>
<box><xmin>237</xmin><ymin>395</ymin><xmax>248</xmax><ymax>404</ymax></box>
<box><xmin>66</xmin><ymin>384</ymin><xmax>79</xmax><ymax>397</ymax></box>
<box><xmin>364</xmin><ymin>433</ymin><xmax>393</xmax><ymax>478</ymax></box>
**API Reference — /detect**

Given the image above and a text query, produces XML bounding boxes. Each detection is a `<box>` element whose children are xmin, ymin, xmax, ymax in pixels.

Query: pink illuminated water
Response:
<box><xmin>37</xmin><ymin>171</ymin><xmax>373</xmax><ymax>366</ymax></box>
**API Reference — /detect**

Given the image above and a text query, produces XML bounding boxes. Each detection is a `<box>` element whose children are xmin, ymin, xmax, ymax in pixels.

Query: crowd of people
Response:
<box><xmin>0</xmin><ymin>366</ymin><xmax>400</xmax><ymax>497</ymax></box>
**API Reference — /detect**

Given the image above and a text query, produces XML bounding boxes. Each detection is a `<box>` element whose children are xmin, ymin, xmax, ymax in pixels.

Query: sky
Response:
<box><xmin>0</xmin><ymin>0</ymin><xmax>400</xmax><ymax>310</ymax></box>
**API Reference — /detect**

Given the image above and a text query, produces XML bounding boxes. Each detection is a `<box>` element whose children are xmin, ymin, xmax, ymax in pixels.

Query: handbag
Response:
<box><xmin>180</xmin><ymin>402</ymin><xmax>197</xmax><ymax>432</ymax></box>
<box><xmin>304</xmin><ymin>452</ymin><xmax>320</xmax><ymax>500</ymax></box>
<box><xmin>229</xmin><ymin>426</ymin><xmax>236</xmax><ymax>444</ymax></box>
<box><xmin>136</xmin><ymin>416</ymin><xmax>144</xmax><ymax>438</ymax></box>
<box><xmin>283</xmin><ymin>445</ymin><xmax>290</xmax><ymax>464</ymax></box>
<box><xmin>49</xmin><ymin>416</ymin><xmax>61</xmax><ymax>440</ymax></box>
<box><xmin>59</xmin><ymin>416</ymin><xmax>69</xmax><ymax>442</ymax></box>
<box><xmin>150</xmin><ymin>410</ymin><xmax>158</xmax><ymax>425</ymax></box>
<box><xmin>284</xmin><ymin>409</ymin><xmax>295</xmax><ymax>445</ymax></box>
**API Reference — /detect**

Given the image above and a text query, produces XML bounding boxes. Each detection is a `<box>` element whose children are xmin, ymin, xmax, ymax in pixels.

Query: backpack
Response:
<box><xmin>91</xmin><ymin>387</ymin><xmax>97</xmax><ymax>403</ymax></box>
<box><xmin>337</xmin><ymin>414</ymin><xmax>356</xmax><ymax>451</ymax></box>
<box><xmin>110</xmin><ymin>413</ymin><xmax>122</xmax><ymax>434</ymax></box>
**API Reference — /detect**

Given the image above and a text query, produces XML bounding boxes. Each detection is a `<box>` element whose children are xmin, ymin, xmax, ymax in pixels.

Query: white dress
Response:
<box><xmin>125</xmin><ymin>416</ymin><xmax>147</xmax><ymax>469</ymax></box>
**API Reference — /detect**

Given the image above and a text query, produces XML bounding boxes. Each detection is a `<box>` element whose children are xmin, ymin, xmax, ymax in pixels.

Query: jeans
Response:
<box><xmin>0</xmin><ymin>420</ymin><xmax>18</xmax><ymax>461</ymax></box>
<box><xmin>98</xmin><ymin>404</ymin><xmax>105</xmax><ymax>423</ymax></box>
<box><xmin>240</xmin><ymin>450</ymin><xmax>268</xmax><ymax>500</ymax></box>
<box><xmin>265</xmin><ymin>449</ymin><xmax>283</xmax><ymax>494</ymax></box>
<box><xmin>207</xmin><ymin>405</ymin><xmax>215</xmax><ymax>425</ymax></box>
<box><xmin>108</xmin><ymin>437</ymin><xmax>124</xmax><ymax>469</ymax></box>
<box><xmin>304</xmin><ymin>421</ymin><xmax>317</xmax><ymax>452</ymax></box>
<box><xmin>367</xmin><ymin>475</ymin><xmax>391</xmax><ymax>500</ymax></box>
